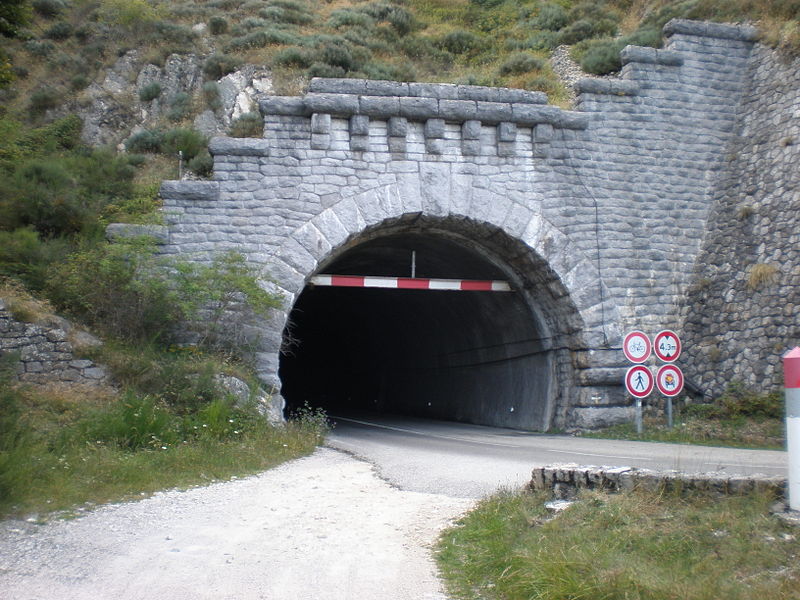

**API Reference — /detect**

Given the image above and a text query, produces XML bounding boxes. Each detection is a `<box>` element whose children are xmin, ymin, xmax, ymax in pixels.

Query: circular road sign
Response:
<box><xmin>656</xmin><ymin>364</ymin><xmax>684</xmax><ymax>397</ymax></box>
<box><xmin>625</xmin><ymin>365</ymin><xmax>654</xmax><ymax>398</ymax></box>
<box><xmin>653</xmin><ymin>330</ymin><xmax>681</xmax><ymax>362</ymax></box>
<box><xmin>623</xmin><ymin>331</ymin><xmax>651</xmax><ymax>363</ymax></box>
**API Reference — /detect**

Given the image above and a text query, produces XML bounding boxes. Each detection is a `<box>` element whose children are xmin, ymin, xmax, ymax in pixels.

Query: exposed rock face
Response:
<box><xmin>76</xmin><ymin>50</ymin><xmax>273</xmax><ymax>146</ymax></box>
<box><xmin>214</xmin><ymin>374</ymin><xmax>285</xmax><ymax>426</ymax></box>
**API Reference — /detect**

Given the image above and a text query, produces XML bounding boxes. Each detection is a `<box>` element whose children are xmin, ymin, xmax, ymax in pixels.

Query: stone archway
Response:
<box><xmin>259</xmin><ymin>183</ymin><xmax>620</xmax><ymax>431</ymax></box>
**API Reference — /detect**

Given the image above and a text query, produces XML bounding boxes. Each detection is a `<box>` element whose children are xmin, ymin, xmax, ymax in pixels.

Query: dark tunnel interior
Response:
<box><xmin>279</xmin><ymin>232</ymin><xmax>555</xmax><ymax>430</ymax></box>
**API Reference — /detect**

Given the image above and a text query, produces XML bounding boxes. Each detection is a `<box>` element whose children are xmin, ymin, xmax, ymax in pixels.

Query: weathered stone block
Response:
<box><xmin>308</xmin><ymin>77</ymin><xmax>367</xmax><ymax>95</ymax></box>
<box><xmin>461</xmin><ymin>139</ymin><xmax>481</xmax><ymax>156</ymax></box>
<box><xmin>208</xmin><ymin>137</ymin><xmax>269</xmax><ymax>157</ymax></box>
<box><xmin>350</xmin><ymin>135</ymin><xmax>369</xmax><ymax>152</ymax></box>
<box><xmin>399</xmin><ymin>97</ymin><xmax>438</xmax><ymax>120</ymax></box>
<box><xmin>424</xmin><ymin>118</ymin><xmax>446</xmax><ymax>139</ymax></box>
<box><xmin>387</xmin><ymin>117</ymin><xmax>408</xmax><ymax>137</ymax></box>
<box><xmin>359</xmin><ymin>95</ymin><xmax>400</xmax><ymax>117</ymax></box>
<box><xmin>461</xmin><ymin>120</ymin><xmax>481</xmax><ymax>140</ymax></box>
<box><xmin>350</xmin><ymin>115</ymin><xmax>370</xmax><ymax>136</ymax></box>
<box><xmin>258</xmin><ymin>96</ymin><xmax>308</xmax><ymax>116</ymax></box>
<box><xmin>497</xmin><ymin>121</ymin><xmax>517</xmax><ymax>142</ymax></box>
<box><xmin>310</xmin><ymin>113</ymin><xmax>331</xmax><ymax>134</ymax></box>
<box><xmin>305</xmin><ymin>93</ymin><xmax>359</xmax><ymax>116</ymax></box>
<box><xmin>438</xmin><ymin>99</ymin><xmax>477</xmax><ymax>121</ymax></box>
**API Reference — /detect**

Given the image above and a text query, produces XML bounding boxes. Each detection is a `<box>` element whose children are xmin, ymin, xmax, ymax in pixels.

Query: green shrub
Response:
<box><xmin>28</xmin><ymin>85</ymin><xmax>61</xmax><ymax>116</ymax></box>
<box><xmin>138</xmin><ymin>81</ymin><xmax>162</xmax><ymax>102</ymax></box>
<box><xmin>328</xmin><ymin>9</ymin><xmax>374</xmax><ymax>29</ymax></box>
<box><xmin>229</xmin><ymin>112</ymin><xmax>263</xmax><ymax>138</ymax></box>
<box><xmin>202</xmin><ymin>81</ymin><xmax>222</xmax><ymax>111</ymax></box>
<box><xmin>438</xmin><ymin>30</ymin><xmax>483</xmax><ymax>55</ymax></box>
<box><xmin>360</xmin><ymin>61</ymin><xmax>415</xmax><ymax>81</ymax></box>
<box><xmin>23</xmin><ymin>39</ymin><xmax>56</xmax><ymax>57</ymax></box>
<box><xmin>532</xmin><ymin>3</ymin><xmax>568</xmax><ymax>31</ymax></box>
<box><xmin>621</xmin><ymin>26</ymin><xmax>662</xmax><ymax>49</ymax></box>
<box><xmin>203</xmin><ymin>53</ymin><xmax>242</xmax><ymax>79</ymax></box>
<box><xmin>46</xmin><ymin>238</ymin><xmax>184</xmax><ymax>342</ymax></box>
<box><xmin>0</xmin><ymin>228</ymin><xmax>50</xmax><ymax>289</ymax></box>
<box><xmin>151</xmin><ymin>22</ymin><xmax>197</xmax><ymax>46</ymax></box>
<box><xmin>718</xmin><ymin>383</ymin><xmax>783</xmax><ymax>419</ymax></box>
<box><xmin>126</xmin><ymin>129</ymin><xmax>164</xmax><ymax>154</ymax></box>
<box><xmin>521</xmin><ymin>30</ymin><xmax>559</xmax><ymax>51</ymax></box>
<box><xmin>307</xmin><ymin>62</ymin><xmax>346</xmax><ymax>78</ymax></box>
<box><xmin>358</xmin><ymin>2</ymin><xmax>414</xmax><ymax>36</ymax></box>
<box><xmin>400</xmin><ymin>35</ymin><xmax>451</xmax><ymax>63</ymax></box>
<box><xmin>579</xmin><ymin>39</ymin><xmax>621</xmax><ymax>75</ymax></box>
<box><xmin>209</xmin><ymin>15</ymin><xmax>228</xmax><ymax>35</ymax></box>
<box><xmin>272</xmin><ymin>46</ymin><xmax>315</xmax><ymax>68</ymax></box>
<box><xmin>32</xmin><ymin>0</ymin><xmax>67</xmax><ymax>18</ymax></box>
<box><xmin>70</xmin><ymin>74</ymin><xmax>90</xmax><ymax>90</ymax></box>
<box><xmin>166</xmin><ymin>91</ymin><xmax>192</xmax><ymax>122</ymax></box>
<box><xmin>558</xmin><ymin>19</ymin><xmax>596</xmax><ymax>45</ymax></box>
<box><xmin>499</xmin><ymin>52</ymin><xmax>544</xmax><ymax>75</ymax></box>
<box><xmin>162</xmin><ymin>128</ymin><xmax>207</xmax><ymax>161</ymax></box>
<box><xmin>188</xmin><ymin>150</ymin><xmax>213</xmax><ymax>177</ymax></box>
<box><xmin>44</xmin><ymin>21</ymin><xmax>72</xmax><ymax>40</ymax></box>
<box><xmin>12</xmin><ymin>65</ymin><xmax>29</xmax><ymax>79</ymax></box>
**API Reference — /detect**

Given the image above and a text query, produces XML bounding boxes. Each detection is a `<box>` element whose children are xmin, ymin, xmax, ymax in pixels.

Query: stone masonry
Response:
<box><xmin>680</xmin><ymin>43</ymin><xmax>800</xmax><ymax>397</ymax></box>
<box><xmin>154</xmin><ymin>19</ymin><xmax>795</xmax><ymax>429</ymax></box>
<box><xmin>0</xmin><ymin>299</ymin><xmax>109</xmax><ymax>386</ymax></box>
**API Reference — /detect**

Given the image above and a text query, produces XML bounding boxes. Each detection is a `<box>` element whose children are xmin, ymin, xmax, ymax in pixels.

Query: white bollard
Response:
<box><xmin>785</xmin><ymin>347</ymin><xmax>800</xmax><ymax>511</ymax></box>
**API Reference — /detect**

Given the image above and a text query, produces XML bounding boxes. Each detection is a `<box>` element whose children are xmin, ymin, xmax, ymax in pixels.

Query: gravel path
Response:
<box><xmin>0</xmin><ymin>448</ymin><xmax>474</xmax><ymax>600</ymax></box>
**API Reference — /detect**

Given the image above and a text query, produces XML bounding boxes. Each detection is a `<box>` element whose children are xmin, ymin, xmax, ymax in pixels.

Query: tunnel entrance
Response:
<box><xmin>279</xmin><ymin>221</ymin><xmax>566</xmax><ymax>430</ymax></box>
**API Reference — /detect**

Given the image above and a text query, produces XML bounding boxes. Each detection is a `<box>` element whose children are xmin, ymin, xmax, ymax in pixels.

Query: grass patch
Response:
<box><xmin>582</xmin><ymin>414</ymin><xmax>785</xmax><ymax>450</ymax></box>
<box><xmin>0</xmin><ymin>376</ymin><xmax>328</xmax><ymax>519</ymax></box>
<box><xmin>436</xmin><ymin>488</ymin><xmax>800</xmax><ymax>600</ymax></box>
<box><xmin>583</xmin><ymin>384</ymin><xmax>785</xmax><ymax>450</ymax></box>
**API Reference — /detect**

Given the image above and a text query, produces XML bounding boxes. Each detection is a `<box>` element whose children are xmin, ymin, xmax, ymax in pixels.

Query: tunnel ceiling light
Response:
<box><xmin>310</xmin><ymin>274</ymin><xmax>513</xmax><ymax>292</ymax></box>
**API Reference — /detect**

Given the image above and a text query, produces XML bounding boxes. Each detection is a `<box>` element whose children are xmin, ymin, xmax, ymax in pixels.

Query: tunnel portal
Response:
<box><xmin>279</xmin><ymin>223</ymin><xmax>564</xmax><ymax>430</ymax></box>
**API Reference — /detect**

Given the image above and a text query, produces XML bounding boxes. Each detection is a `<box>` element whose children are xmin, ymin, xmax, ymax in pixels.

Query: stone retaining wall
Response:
<box><xmin>0</xmin><ymin>299</ymin><xmax>109</xmax><ymax>386</ymax></box>
<box><xmin>530</xmin><ymin>463</ymin><xmax>787</xmax><ymax>499</ymax></box>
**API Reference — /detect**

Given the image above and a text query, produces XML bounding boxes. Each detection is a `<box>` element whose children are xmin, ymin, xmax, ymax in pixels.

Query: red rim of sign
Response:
<box><xmin>623</xmin><ymin>331</ymin><xmax>651</xmax><ymax>363</ymax></box>
<box><xmin>656</xmin><ymin>364</ymin><xmax>684</xmax><ymax>397</ymax></box>
<box><xmin>625</xmin><ymin>365</ymin><xmax>654</xmax><ymax>398</ymax></box>
<box><xmin>653</xmin><ymin>330</ymin><xmax>681</xmax><ymax>362</ymax></box>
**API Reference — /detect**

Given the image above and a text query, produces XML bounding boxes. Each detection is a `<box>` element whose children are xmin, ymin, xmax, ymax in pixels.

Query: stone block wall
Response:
<box><xmin>530</xmin><ymin>464</ymin><xmax>787</xmax><ymax>499</ymax></box>
<box><xmin>155</xmin><ymin>19</ymin><xmax>792</xmax><ymax>428</ymax></box>
<box><xmin>680</xmin><ymin>44</ymin><xmax>800</xmax><ymax>397</ymax></box>
<box><xmin>0</xmin><ymin>299</ymin><xmax>109</xmax><ymax>386</ymax></box>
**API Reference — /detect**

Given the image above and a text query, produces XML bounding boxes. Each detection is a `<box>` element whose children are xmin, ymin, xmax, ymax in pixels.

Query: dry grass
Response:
<box><xmin>747</xmin><ymin>262</ymin><xmax>780</xmax><ymax>290</ymax></box>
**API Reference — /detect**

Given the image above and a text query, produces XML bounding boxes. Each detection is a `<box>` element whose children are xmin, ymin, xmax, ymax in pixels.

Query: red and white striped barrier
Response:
<box><xmin>785</xmin><ymin>347</ymin><xmax>800</xmax><ymax>511</ymax></box>
<box><xmin>310</xmin><ymin>274</ymin><xmax>512</xmax><ymax>292</ymax></box>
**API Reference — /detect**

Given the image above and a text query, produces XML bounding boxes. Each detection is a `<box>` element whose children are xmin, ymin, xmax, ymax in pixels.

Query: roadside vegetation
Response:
<box><xmin>437</xmin><ymin>487</ymin><xmax>800</xmax><ymax>600</ymax></box>
<box><xmin>583</xmin><ymin>384</ymin><xmax>785</xmax><ymax>450</ymax></box>
<box><xmin>0</xmin><ymin>113</ymin><xmax>329</xmax><ymax>519</ymax></box>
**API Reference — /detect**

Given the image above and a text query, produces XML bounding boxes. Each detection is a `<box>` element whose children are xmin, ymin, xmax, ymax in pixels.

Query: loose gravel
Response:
<box><xmin>0</xmin><ymin>448</ymin><xmax>474</xmax><ymax>600</ymax></box>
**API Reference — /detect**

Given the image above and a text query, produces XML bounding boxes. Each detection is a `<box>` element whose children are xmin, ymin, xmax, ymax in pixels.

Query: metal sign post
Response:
<box><xmin>785</xmin><ymin>347</ymin><xmax>800</xmax><ymax>511</ymax></box>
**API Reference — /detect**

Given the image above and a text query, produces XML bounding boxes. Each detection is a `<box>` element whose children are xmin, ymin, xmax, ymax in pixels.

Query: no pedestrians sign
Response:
<box><xmin>625</xmin><ymin>365</ymin><xmax>654</xmax><ymax>398</ymax></box>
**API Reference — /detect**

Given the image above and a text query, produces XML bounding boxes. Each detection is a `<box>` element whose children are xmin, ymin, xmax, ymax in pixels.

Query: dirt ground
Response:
<box><xmin>0</xmin><ymin>447</ymin><xmax>474</xmax><ymax>600</ymax></box>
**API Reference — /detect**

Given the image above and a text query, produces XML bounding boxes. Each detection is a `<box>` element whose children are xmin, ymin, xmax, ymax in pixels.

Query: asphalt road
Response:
<box><xmin>326</xmin><ymin>413</ymin><xmax>788</xmax><ymax>498</ymax></box>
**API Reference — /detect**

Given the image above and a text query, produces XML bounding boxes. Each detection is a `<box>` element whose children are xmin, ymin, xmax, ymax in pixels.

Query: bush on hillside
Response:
<box><xmin>161</xmin><ymin>128</ymin><xmax>207</xmax><ymax>161</ymax></box>
<box><xmin>32</xmin><ymin>0</ymin><xmax>66</xmax><ymax>18</ymax></box>
<box><xmin>438</xmin><ymin>30</ymin><xmax>483</xmax><ymax>55</ymax></box>
<box><xmin>138</xmin><ymin>81</ymin><xmax>162</xmax><ymax>102</ymax></box>
<box><xmin>229</xmin><ymin>112</ymin><xmax>263</xmax><ymax>138</ymax></box>
<box><xmin>532</xmin><ymin>3</ymin><xmax>568</xmax><ymax>31</ymax></box>
<box><xmin>203</xmin><ymin>53</ymin><xmax>241</xmax><ymax>79</ymax></box>
<box><xmin>126</xmin><ymin>129</ymin><xmax>164</xmax><ymax>154</ymax></box>
<box><xmin>44</xmin><ymin>21</ymin><xmax>72</xmax><ymax>40</ymax></box>
<box><xmin>499</xmin><ymin>52</ymin><xmax>544</xmax><ymax>75</ymax></box>
<box><xmin>579</xmin><ymin>39</ymin><xmax>621</xmax><ymax>75</ymax></box>
<box><xmin>166</xmin><ymin>92</ymin><xmax>191</xmax><ymax>122</ymax></box>
<box><xmin>209</xmin><ymin>15</ymin><xmax>228</xmax><ymax>35</ymax></box>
